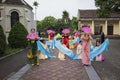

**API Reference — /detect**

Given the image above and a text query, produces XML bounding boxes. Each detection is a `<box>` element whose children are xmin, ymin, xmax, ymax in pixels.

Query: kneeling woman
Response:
<box><xmin>27</xmin><ymin>28</ymin><xmax>39</xmax><ymax>66</ymax></box>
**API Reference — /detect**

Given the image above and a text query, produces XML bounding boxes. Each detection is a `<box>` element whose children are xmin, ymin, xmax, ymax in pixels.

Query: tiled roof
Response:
<box><xmin>0</xmin><ymin>0</ymin><xmax>32</xmax><ymax>9</ymax></box>
<box><xmin>78</xmin><ymin>9</ymin><xmax>120</xmax><ymax>18</ymax></box>
<box><xmin>4</xmin><ymin>0</ymin><xmax>24</xmax><ymax>5</ymax></box>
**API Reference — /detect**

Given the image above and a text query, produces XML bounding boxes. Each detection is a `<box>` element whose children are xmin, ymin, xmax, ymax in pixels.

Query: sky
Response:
<box><xmin>25</xmin><ymin>0</ymin><xmax>97</xmax><ymax>20</ymax></box>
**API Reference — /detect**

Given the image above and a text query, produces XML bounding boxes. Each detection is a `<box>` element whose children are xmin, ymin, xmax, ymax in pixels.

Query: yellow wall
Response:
<box><xmin>79</xmin><ymin>20</ymin><xmax>120</xmax><ymax>35</ymax></box>
<box><xmin>113</xmin><ymin>23</ymin><xmax>119</xmax><ymax>35</ymax></box>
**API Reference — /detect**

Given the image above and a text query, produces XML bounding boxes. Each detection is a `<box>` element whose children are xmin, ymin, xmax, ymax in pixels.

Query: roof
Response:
<box><xmin>0</xmin><ymin>0</ymin><xmax>33</xmax><ymax>9</ymax></box>
<box><xmin>78</xmin><ymin>9</ymin><xmax>120</xmax><ymax>18</ymax></box>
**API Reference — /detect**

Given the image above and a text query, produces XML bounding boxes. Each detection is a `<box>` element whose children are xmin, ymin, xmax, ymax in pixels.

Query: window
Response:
<box><xmin>11</xmin><ymin>11</ymin><xmax>19</xmax><ymax>28</ymax></box>
<box><xmin>94</xmin><ymin>24</ymin><xmax>102</xmax><ymax>35</ymax></box>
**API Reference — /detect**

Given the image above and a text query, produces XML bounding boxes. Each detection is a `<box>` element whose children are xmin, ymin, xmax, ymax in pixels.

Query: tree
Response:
<box><xmin>95</xmin><ymin>0</ymin><xmax>120</xmax><ymax>17</ymax></box>
<box><xmin>62</xmin><ymin>10</ymin><xmax>71</xmax><ymax>29</ymax></box>
<box><xmin>36</xmin><ymin>20</ymin><xmax>42</xmax><ymax>32</ymax></box>
<box><xmin>62</xmin><ymin>10</ymin><xmax>70</xmax><ymax>23</ymax></box>
<box><xmin>70</xmin><ymin>17</ymin><xmax>78</xmax><ymax>31</ymax></box>
<box><xmin>0</xmin><ymin>25</ymin><xmax>6</xmax><ymax>56</ymax></box>
<box><xmin>8</xmin><ymin>22</ymin><xmax>28</xmax><ymax>48</ymax></box>
<box><xmin>41</xmin><ymin>16</ymin><xmax>57</xmax><ymax>30</ymax></box>
<box><xmin>33</xmin><ymin>1</ymin><xmax>39</xmax><ymax>20</ymax></box>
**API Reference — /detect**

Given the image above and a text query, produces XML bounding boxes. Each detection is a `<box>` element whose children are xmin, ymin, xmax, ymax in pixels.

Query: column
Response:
<box><xmin>105</xmin><ymin>20</ymin><xmax>108</xmax><ymax>35</ymax></box>
<box><xmin>119</xmin><ymin>20</ymin><xmax>120</xmax><ymax>35</ymax></box>
<box><xmin>91</xmin><ymin>20</ymin><xmax>94</xmax><ymax>34</ymax></box>
<box><xmin>78</xmin><ymin>21</ymin><xmax>81</xmax><ymax>30</ymax></box>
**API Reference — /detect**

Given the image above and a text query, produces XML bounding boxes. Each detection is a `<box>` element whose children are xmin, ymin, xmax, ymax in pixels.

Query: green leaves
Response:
<box><xmin>95</xmin><ymin>0</ymin><xmax>120</xmax><ymax>17</ymax></box>
<box><xmin>8</xmin><ymin>22</ymin><xmax>28</xmax><ymax>48</ymax></box>
<box><xmin>0</xmin><ymin>25</ymin><xmax>6</xmax><ymax>56</ymax></box>
<box><xmin>33</xmin><ymin>1</ymin><xmax>39</xmax><ymax>7</ymax></box>
<box><xmin>37</xmin><ymin>11</ymin><xmax>78</xmax><ymax>36</ymax></box>
<box><xmin>41</xmin><ymin>16</ymin><xmax>57</xmax><ymax>30</ymax></box>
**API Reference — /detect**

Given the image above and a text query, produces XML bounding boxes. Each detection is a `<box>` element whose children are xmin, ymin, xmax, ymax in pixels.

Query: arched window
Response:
<box><xmin>11</xmin><ymin>11</ymin><xmax>19</xmax><ymax>28</ymax></box>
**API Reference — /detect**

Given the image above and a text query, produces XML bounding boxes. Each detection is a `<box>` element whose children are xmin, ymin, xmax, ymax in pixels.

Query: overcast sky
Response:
<box><xmin>25</xmin><ymin>0</ymin><xmax>97</xmax><ymax>20</ymax></box>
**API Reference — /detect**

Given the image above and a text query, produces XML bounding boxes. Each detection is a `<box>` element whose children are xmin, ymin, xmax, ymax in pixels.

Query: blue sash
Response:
<box><xmin>90</xmin><ymin>39</ymin><xmax>109</xmax><ymax>60</ymax></box>
<box><xmin>37</xmin><ymin>41</ymin><xmax>54</xmax><ymax>58</ymax></box>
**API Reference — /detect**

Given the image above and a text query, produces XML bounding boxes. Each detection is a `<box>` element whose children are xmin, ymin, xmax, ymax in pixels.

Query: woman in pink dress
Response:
<box><xmin>81</xmin><ymin>33</ymin><xmax>92</xmax><ymax>66</ymax></box>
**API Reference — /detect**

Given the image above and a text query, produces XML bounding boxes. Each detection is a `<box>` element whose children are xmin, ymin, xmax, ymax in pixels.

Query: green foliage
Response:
<box><xmin>8</xmin><ymin>22</ymin><xmax>28</xmax><ymax>48</ymax></box>
<box><xmin>36</xmin><ymin>20</ymin><xmax>42</xmax><ymax>32</ymax></box>
<box><xmin>37</xmin><ymin>16</ymin><xmax>57</xmax><ymax>37</ymax></box>
<box><xmin>62</xmin><ymin>10</ymin><xmax>69</xmax><ymax>19</ymax></box>
<box><xmin>0</xmin><ymin>25</ymin><xmax>6</xmax><ymax>56</ymax></box>
<box><xmin>37</xmin><ymin>11</ymin><xmax>78</xmax><ymax>35</ymax></box>
<box><xmin>95</xmin><ymin>0</ymin><xmax>120</xmax><ymax>17</ymax></box>
<box><xmin>70</xmin><ymin>17</ymin><xmax>78</xmax><ymax>31</ymax></box>
<box><xmin>4</xmin><ymin>46</ymin><xmax>22</xmax><ymax>57</ymax></box>
<box><xmin>33</xmin><ymin>1</ymin><xmax>39</xmax><ymax>7</ymax></box>
<box><xmin>42</xmin><ymin>16</ymin><xmax>57</xmax><ymax>30</ymax></box>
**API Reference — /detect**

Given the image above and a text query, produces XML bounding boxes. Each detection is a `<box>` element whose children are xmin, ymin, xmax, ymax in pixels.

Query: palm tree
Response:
<box><xmin>62</xmin><ymin>11</ymin><xmax>69</xmax><ymax>23</ymax></box>
<box><xmin>33</xmin><ymin>0</ymin><xmax>39</xmax><ymax>20</ymax></box>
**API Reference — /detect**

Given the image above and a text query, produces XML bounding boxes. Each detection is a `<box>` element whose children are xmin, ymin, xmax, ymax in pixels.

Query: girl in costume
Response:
<box><xmin>94</xmin><ymin>38</ymin><xmax>105</xmax><ymax>61</ymax></box>
<box><xmin>81</xmin><ymin>32</ymin><xmax>92</xmax><ymax>66</ymax></box>
<box><xmin>47</xmin><ymin>30</ymin><xmax>55</xmax><ymax>41</ymax></box>
<box><xmin>39</xmin><ymin>39</ymin><xmax>48</xmax><ymax>60</ymax></box>
<box><xmin>76</xmin><ymin>41</ymin><xmax>82</xmax><ymax>59</ymax></box>
<box><xmin>27</xmin><ymin>28</ymin><xmax>39</xmax><ymax>66</ymax></box>
<box><xmin>55</xmin><ymin>33</ymin><xmax>65</xmax><ymax>60</ymax></box>
<box><xmin>50</xmin><ymin>32</ymin><xmax>55</xmax><ymax>40</ymax></box>
<box><xmin>58</xmin><ymin>43</ymin><xmax>66</xmax><ymax>60</ymax></box>
<box><xmin>69</xmin><ymin>36</ymin><xmax>74</xmax><ymax>49</ymax></box>
<box><xmin>74</xmin><ymin>31</ymin><xmax>80</xmax><ymax>47</ymax></box>
<box><xmin>62</xmin><ymin>28</ymin><xmax>70</xmax><ymax>48</ymax></box>
<box><xmin>62</xmin><ymin>33</ymin><xmax>69</xmax><ymax>48</ymax></box>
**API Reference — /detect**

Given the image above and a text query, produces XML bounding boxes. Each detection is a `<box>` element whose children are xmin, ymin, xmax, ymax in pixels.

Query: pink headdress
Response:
<box><xmin>62</xmin><ymin>28</ymin><xmax>70</xmax><ymax>33</ymax></box>
<box><xmin>82</xmin><ymin>26</ymin><xmax>91</xmax><ymax>34</ymax></box>
<box><xmin>46</xmin><ymin>30</ymin><xmax>55</xmax><ymax>34</ymax></box>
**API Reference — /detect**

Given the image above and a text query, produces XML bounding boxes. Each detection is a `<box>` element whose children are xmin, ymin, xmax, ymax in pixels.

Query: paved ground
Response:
<box><xmin>1</xmin><ymin>39</ymin><xmax>120</xmax><ymax>80</ymax></box>
<box><xmin>20</xmin><ymin>48</ymin><xmax>89</xmax><ymax>80</ymax></box>
<box><xmin>92</xmin><ymin>39</ymin><xmax>120</xmax><ymax>80</ymax></box>
<box><xmin>0</xmin><ymin>48</ymin><xmax>28</xmax><ymax>80</ymax></box>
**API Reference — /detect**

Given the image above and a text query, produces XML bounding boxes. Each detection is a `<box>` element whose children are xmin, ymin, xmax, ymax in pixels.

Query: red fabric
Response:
<box><xmin>50</xmin><ymin>33</ymin><xmax>54</xmax><ymax>40</ymax></box>
<box><xmin>62</xmin><ymin>34</ymin><xmax>69</xmax><ymax>48</ymax></box>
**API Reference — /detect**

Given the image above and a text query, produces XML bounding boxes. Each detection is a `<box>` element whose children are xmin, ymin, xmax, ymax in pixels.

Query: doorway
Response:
<box><xmin>107</xmin><ymin>25</ymin><xmax>113</xmax><ymax>35</ymax></box>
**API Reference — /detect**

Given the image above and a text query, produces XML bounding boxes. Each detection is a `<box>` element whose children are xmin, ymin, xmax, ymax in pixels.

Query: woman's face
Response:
<box><xmin>96</xmin><ymin>42</ymin><xmax>100</xmax><ymax>46</ymax></box>
<box><xmin>31</xmin><ymin>29</ymin><xmax>35</xmax><ymax>33</ymax></box>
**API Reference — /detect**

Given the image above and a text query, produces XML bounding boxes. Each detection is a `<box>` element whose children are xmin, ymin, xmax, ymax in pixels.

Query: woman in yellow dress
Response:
<box><xmin>39</xmin><ymin>40</ymin><xmax>48</xmax><ymax>60</ymax></box>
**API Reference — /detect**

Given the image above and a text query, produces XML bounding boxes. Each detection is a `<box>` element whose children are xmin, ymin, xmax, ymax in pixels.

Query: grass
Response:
<box><xmin>3</xmin><ymin>46</ymin><xmax>23</xmax><ymax>57</ymax></box>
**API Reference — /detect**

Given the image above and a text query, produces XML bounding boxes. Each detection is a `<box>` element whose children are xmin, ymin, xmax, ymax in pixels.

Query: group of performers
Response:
<box><xmin>26</xmin><ymin>27</ymin><xmax>106</xmax><ymax>66</ymax></box>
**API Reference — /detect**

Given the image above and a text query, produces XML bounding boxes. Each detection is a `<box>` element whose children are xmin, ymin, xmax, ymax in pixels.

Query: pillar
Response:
<box><xmin>91</xmin><ymin>20</ymin><xmax>94</xmax><ymax>34</ymax></box>
<box><xmin>105</xmin><ymin>20</ymin><xmax>108</xmax><ymax>35</ymax></box>
<box><xmin>119</xmin><ymin>20</ymin><xmax>120</xmax><ymax>35</ymax></box>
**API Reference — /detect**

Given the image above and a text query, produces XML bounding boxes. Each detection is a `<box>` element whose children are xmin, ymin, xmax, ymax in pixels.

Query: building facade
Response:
<box><xmin>0</xmin><ymin>0</ymin><xmax>36</xmax><ymax>41</ymax></box>
<box><xmin>77</xmin><ymin>10</ymin><xmax>120</xmax><ymax>35</ymax></box>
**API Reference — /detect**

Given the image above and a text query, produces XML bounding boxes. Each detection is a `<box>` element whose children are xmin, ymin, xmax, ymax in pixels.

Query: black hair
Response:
<box><xmin>41</xmin><ymin>39</ymin><xmax>45</xmax><ymax>44</ymax></box>
<box><xmin>31</xmin><ymin>28</ymin><xmax>35</xmax><ymax>31</ymax></box>
<box><xmin>96</xmin><ymin>38</ymin><xmax>100</xmax><ymax>46</ymax></box>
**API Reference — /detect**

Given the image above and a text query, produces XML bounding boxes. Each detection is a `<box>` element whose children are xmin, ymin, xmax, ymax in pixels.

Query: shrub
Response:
<box><xmin>0</xmin><ymin>25</ymin><xmax>6</xmax><ymax>56</ymax></box>
<box><xmin>8</xmin><ymin>22</ymin><xmax>28</xmax><ymax>48</ymax></box>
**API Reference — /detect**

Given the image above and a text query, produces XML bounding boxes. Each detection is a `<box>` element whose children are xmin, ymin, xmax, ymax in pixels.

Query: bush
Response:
<box><xmin>8</xmin><ymin>22</ymin><xmax>28</xmax><ymax>48</ymax></box>
<box><xmin>0</xmin><ymin>25</ymin><xmax>6</xmax><ymax>56</ymax></box>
